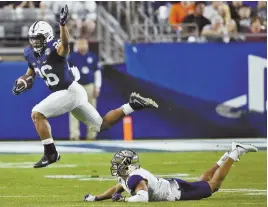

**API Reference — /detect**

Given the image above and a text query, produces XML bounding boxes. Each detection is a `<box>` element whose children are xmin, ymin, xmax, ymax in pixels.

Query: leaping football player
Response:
<box><xmin>84</xmin><ymin>141</ymin><xmax>258</xmax><ymax>202</ymax></box>
<box><xmin>12</xmin><ymin>5</ymin><xmax>158</xmax><ymax>168</ymax></box>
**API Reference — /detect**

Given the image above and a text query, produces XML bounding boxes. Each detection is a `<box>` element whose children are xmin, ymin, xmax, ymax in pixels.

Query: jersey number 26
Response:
<box><xmin>34</xmin><ymin>64</ymin><xmax>59</xmax><ymax>86</ymax></box>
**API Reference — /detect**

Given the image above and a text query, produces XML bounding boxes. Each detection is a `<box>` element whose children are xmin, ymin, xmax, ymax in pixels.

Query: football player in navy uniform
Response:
<box><xmin>12</xmin><ymin>5</ymin><xmax>158</xmax><ymax>168</ymax></box>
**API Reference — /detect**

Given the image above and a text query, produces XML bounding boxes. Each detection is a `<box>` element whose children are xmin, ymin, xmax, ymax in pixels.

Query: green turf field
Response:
<box><xmin>0</xmin><ymin>151</ymin><xmax>266</xmax><ymax>207</ymax></box>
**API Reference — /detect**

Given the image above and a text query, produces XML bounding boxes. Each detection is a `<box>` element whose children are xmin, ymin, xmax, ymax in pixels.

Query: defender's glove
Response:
<box><xmin>84</xmin><ymin>194</ymin><xmax>96</xmax><ymax>202</ymax></box>
<box><xmin>112</xmin><ymin>193</ymin><xmax>125</xmax><ymax>202</ymax></box>
<box><xmin>59</xmin><ymin>5</ymin><xmax>69</xmax><ymax>26</ymax></box>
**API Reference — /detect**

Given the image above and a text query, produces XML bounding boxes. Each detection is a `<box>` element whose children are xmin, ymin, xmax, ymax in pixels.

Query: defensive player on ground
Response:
<box><xmin>12</xmin><ymin>5</ymin><xmax>158</xmax><ymax>168</ymax></box>
<box><xmin>84</xmin><ymin>141</ymin><xmax>258</xmax><ymax>202</ymax></box>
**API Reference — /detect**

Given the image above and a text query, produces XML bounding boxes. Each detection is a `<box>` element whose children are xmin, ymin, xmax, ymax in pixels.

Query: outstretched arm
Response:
<box><xmin>84</xmin><ymin>183</ymin><xmax>124</xmax><ymax>202</ymax></box>
<box><xmin>57</xmin><ymin>5</ymin><xmax>70</xmax><ymax>57</ymax></box>
<box><xmin>96</xmin><ymin>183</ymin><xmax>124</xmax><ymax>201</ymax></box>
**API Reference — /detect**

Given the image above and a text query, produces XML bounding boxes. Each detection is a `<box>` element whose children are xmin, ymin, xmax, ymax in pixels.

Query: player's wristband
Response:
<box><xmin>94</xmin><ymin>196</ymin><xmax>100</xmax><ymax>201</ymax></box>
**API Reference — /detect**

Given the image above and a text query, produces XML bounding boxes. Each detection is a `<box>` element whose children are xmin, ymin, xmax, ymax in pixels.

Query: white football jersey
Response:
<box><xmin>117</xmin><ymin>168</ymin><xmax>181</xmax><ymax>201</ymax></box>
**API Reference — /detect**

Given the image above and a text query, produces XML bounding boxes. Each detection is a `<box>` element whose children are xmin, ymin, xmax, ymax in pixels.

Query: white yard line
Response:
<box><xmin>246</xmin><ymin>192</ymin><xmax>267</xmax><ymax>195</ymax></box>
<box><xmin>0</xmin><ymin>138</ymin><xmax>266</xmax><ymax>153</ymax></box>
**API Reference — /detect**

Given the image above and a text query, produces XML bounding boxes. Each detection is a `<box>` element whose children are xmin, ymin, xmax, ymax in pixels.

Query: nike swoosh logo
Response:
<box><xmin>133</xmin><ymin>100</ymin><xmax>141</xmax><ymax>104</ymax></box>
<box><xmin>42</xmin><ymin>161</ymin><xmax>48</xmax><ymax>165</ymax></box>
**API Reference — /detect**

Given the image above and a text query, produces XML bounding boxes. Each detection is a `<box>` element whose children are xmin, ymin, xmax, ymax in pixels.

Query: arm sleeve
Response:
<box><xmin>127</xmin><ymin>175</ymin><xmax>146</xmax><ymax>192</ymax></box>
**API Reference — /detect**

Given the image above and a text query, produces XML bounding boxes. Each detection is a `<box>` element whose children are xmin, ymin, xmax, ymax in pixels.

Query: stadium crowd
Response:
<box><xmin>0</xmin><ymin>1</ymin><xmax>266</xmax><ymax>43</ymax></box>
<box><xmin>138</xmin><ymin>1</ymin><xmax>267</xmax><ymax>42</ymax></box>
<box><xmin>0</xmin><ymin>1</ymin><xmax>97</xmax><ymax>41</ymax></box>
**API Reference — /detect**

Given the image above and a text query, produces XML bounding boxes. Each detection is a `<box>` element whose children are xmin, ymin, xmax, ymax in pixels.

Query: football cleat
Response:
<box><xmin>33</xmin><ymin>152</ymin><xmax>61</xmax><ymax>168</ymax></box>
<box><xmin>129</xmin><ymin>92</ymin><xmax>158</xmax><ymax>110</ymax></box>
<box><xmin>231</xmin><ymin>141</ymin><xmax>258</xmax><ymax>161</ymax></box>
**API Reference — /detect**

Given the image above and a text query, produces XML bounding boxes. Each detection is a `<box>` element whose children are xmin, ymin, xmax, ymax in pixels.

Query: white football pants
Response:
<box><xmin>32</xmin><ymin>81</ymin><xmax>103</xmax><ymax>132</ymax></box>
<box><xmin>69</xmin><ymin>83</ymin><xmax>98</xmax><ymax>139</ymax></box>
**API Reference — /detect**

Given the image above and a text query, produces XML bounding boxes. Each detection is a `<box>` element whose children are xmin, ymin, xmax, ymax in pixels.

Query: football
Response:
<box><xmin>17</xmin><ymin>75</ymin><xmax>34</xmax><ymax>89</ymax></box>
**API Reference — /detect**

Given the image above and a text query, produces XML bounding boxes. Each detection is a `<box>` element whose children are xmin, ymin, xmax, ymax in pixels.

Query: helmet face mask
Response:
<box><xmin>29</xmin><ymin>34</ymin><xmax>46</xmax><ymax>53</ymax></box>
<box><xmin>110</xmin><ymin>150</ymin><xmax>140</xmax><ymax>177</ymax></box>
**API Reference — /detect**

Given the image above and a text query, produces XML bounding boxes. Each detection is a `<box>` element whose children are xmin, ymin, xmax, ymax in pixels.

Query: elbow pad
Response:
<box><xmin>126</xmin><ymin>190</ymin><xmax>148</xmax><ymax>202</ymax></box>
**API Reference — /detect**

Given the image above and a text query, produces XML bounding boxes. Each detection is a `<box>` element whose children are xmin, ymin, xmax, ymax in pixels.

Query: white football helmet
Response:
<box><xmin>28</xmin><ymin>21</ymin><xmax>54</xmax><ymax>53</ymax></box>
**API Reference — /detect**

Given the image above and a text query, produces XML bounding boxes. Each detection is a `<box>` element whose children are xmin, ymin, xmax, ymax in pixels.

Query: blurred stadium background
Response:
<box><xmin>0</xmin><ymin>1</ymin><xmax>266</xmax><ymax>206</ymax></box>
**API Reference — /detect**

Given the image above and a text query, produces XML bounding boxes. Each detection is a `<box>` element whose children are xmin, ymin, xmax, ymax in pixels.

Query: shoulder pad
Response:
<box><xmin>24</xmin><ymin>46</ymin><xmax>32</xmax><ymax>61</ymax></box>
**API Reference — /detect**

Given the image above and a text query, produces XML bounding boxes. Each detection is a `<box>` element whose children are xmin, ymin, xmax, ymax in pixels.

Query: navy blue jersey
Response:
<box><xmin>68</xmin><ymin>51</ymin><xmax>101</xmax><ymax>85</ymax></box>
<box><xmin>24</xmin><ymin>39</ymin><xmax>74</xmax><ymax>92</ymax></box>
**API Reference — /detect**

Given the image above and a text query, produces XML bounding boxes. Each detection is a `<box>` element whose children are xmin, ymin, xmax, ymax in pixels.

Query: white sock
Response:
<box><xmin>216</xmin><ymin>159</ymin><xmax>224</xmax><ymax>167</ymax></box>
<box><xmin>229</xmin><ymin>149</ymin><xmax>239</xmax><ymax>161</ymax></box>
<box><xmin>122</xmin><ymin>103</ymin><xmax>134</xmax><ymax>115</ymax></box>
<box><xmin>216</xmin><ymin>152</ymin><xmax>228</xmax><ymax>167</ymax></box>
<box><xmin>42</xmin><ymin>138</ymin><xmax>54</xmax><ymax>145</ymax></box>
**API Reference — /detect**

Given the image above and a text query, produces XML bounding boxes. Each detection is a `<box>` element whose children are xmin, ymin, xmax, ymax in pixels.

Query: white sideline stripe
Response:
<box><xmin>44</xmin><ymin>173</ymin><xmax>196</xmax><ymax>180</ymax></box>
<box><xmin>0</xmin><ymin>138</ymin><xmax>265</xmax><ymax>153</ymax></box>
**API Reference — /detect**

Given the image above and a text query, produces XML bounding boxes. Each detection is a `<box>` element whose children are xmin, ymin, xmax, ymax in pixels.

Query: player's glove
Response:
<box><xmin>112</xmin><ymin>193</ymin><xmax>125</xmax><ymax>202</ymax></box>
<box><xmin>59</xmin><ymin>5</ymin><xmax>69</xmax><ymax>26</ymax></box>
<box><xmin>84</xmin><ymin>194</ymin><xmax>96</xmax><ymax>202</ymax></box>
<box><xmin>12</xmin><ymin>80</ymin><xmax>28</xmax><ymax>95</ymax></box>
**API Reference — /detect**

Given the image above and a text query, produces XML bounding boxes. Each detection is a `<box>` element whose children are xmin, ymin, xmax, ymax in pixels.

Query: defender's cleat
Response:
<box><xmin>33</xmin><ymin>152</ymin><xmax>61</xmax><ymax>168</ymax></box>
<box><xmin>231</xmin><ymin>141</ymin><xmax>258</xmax><ymax>161</ymax></box>
<box><xmin>129</xmin><ymin>92</ymin><xmax>158</xmax><ymax>110</ymax></box>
